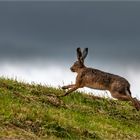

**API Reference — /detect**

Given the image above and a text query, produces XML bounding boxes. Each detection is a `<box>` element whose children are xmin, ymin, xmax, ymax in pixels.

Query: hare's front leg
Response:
<box><xmin>61</xmin><ymin>74</ymin><xmax>83</xmax><ymax>97</ymax></box>
<box><xmin>61</xmin><ymin>85</ymin><xmax>78</xmax><ymax>97</ymax></box>
<box><xmin>62</xmin><ymin>84</ymin><xmax>75</xmax><ymax>89</ymax></box>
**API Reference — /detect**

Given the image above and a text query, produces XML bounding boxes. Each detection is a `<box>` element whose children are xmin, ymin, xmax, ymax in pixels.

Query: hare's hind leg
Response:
<box><xmin>110</xmin><ymin>90</ymin><xmax>140</xmax><ymax>111</ymax></box>
<box><xmin>111</xmin><ymin>91</ymin><xmax>130</xmax><ymax>101</ymax></box>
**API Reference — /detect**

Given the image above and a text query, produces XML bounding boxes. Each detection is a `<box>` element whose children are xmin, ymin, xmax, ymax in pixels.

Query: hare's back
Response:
<box><xmin>82</xmin><ymin>68</ymin><xmax>129</xmax><ymax>90</ymax></box>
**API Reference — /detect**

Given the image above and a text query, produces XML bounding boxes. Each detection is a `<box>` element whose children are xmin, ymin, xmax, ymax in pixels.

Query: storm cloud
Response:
<box><xmin>0</xmin><ymin>2</ymin><xmax>140</xmax><ymax>64</ymax></box>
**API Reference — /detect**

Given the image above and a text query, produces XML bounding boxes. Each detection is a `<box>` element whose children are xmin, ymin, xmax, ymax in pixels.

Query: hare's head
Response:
<box><xmin>70</xmin><ymin>48</ymin><xmax>88</xmax><ymax>72</ymax></box>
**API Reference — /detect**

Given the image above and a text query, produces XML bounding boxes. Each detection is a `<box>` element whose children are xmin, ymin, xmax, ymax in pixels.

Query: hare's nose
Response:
<box><xmin>70</xmin><ymin>67</ymin><xmax>74</xmax><ymax>71</ymax></box>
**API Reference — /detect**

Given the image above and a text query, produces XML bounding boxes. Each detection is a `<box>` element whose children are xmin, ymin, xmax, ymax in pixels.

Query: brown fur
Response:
<box><xmin>61</xmin><ymin>48</ymin><xmax>140</xmax><ymax>111</ymax></box>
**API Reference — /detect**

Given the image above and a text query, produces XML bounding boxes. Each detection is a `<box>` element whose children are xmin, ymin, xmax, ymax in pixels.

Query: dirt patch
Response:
<box><xmin>45</xmin><ymin>94</ymin><xmax>65</xmax><ymax>107</ymax></box>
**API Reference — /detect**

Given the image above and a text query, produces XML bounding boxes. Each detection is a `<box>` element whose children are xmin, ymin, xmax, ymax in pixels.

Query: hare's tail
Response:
<box><xmin>126</xmin><ymin>88</ymin><xmax>140</xmax><ymax>111</ymax></box>
<box><xmin>133</xmin><ymin>98</ymin><xmax>140</xmax><ymax>111</ymax></box>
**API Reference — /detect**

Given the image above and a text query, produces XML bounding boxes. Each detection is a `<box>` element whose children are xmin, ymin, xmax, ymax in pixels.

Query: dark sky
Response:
<box><xmin>0</xmin><ymin>1</ymin><xmax>140</xmax><ymax>66</ymax></box>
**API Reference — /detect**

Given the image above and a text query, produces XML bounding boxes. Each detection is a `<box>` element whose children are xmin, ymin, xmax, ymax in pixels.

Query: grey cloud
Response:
<box><xmin>0</xmin><ymin>1</ymin><xmax>140</xmax><ymax>66</ymax></box>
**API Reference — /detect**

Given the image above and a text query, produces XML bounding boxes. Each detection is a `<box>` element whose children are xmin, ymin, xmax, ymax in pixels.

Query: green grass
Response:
<box><xmin>0</xmin><ymin>78</ymin><xmax>140</xmax><ymax>140</ymax></box>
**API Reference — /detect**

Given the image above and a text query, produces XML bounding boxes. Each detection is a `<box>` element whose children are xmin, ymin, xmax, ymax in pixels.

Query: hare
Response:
<box><xmin>61</xmin><ymin>48</ymin><xmax>140</xmax><ymax>110</ymax></box>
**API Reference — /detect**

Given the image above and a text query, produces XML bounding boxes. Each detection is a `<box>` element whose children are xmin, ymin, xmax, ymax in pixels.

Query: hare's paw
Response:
<box><xmin>62</xmin><ymin>86</ymin><xmax>68</xmax><ymax>90</ymax></box>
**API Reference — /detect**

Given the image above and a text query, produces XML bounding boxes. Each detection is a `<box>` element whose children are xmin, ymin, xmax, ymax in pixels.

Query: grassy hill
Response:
<box><xmin>0</xmin><ymin>78</ymin><xmax>140</xmax><ymax>140</ymax></box>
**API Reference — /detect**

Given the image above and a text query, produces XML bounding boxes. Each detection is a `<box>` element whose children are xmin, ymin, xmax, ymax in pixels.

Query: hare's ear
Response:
<box><xmin>77</xmin><ymin>48</ymin><xmax>82</xmax><ymax>61</ymax></box>
<box><xmin>82</xmin><ymin>48</ymin><xmax>88</xmax><ymax>60</ymax></box>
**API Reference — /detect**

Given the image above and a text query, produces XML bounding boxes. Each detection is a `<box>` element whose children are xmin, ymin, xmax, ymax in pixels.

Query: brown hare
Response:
<box><xmin>61</xmin><ymin>48</ymin><xmax>140</xmax><ymax>111</ymax></box>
